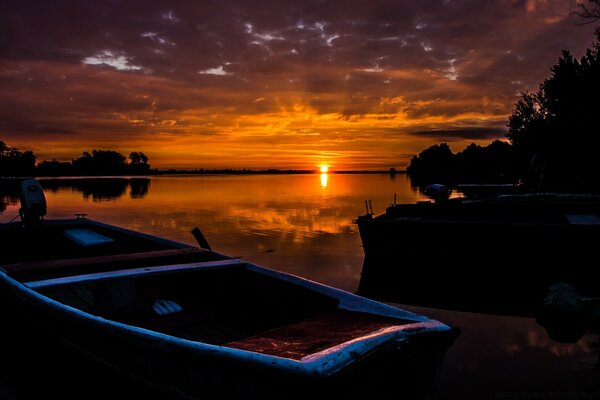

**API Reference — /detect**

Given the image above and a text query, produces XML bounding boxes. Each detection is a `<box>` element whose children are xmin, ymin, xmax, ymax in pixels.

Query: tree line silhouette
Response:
<box><xmin>0</xmin><ymin>146</ymin><xmax>151</xmax><ymax>177</ymax></box>
<box><xmin>407</xmin><ymin>140</ymin><xmax>517</xmax><ymax>186</ymax></box>
<box><xmin>0</xmin><ymin>141</ymin><xmax>36</xmax><ymax>177</ymax></box>
<box><xmin>409</xmin><ymin>28</ymin><xmax>600</xmax><ymax>192</ymax></box>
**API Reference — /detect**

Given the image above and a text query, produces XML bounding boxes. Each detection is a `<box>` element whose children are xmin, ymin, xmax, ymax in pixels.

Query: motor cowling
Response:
<box><xmin>19</xmin><ymin>178</ymin><xmax>47</xmax><ymax>225</ymax></box>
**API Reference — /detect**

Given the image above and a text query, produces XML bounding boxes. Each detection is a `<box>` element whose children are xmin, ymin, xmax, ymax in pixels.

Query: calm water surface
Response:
<box><xmin>2</xmin><ymin>173</ymin><xmax>423</xmax><ymax>290</ymax></box>
<box><xmin>1</xmin><ymin>174</ymin><xmax>598</xmax><ymax>399</ymax></box>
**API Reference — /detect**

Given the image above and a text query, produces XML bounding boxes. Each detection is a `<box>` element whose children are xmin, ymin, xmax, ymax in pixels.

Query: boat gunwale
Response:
<box><xmin>355</xmin><ymin>213</ymin><xmax>598</xmax><ymax>229</ymax></box>
<box><xmin>364</xmin><ymin>215</ymin><xmax>600</xmax><ymax>228</ymax></box>
<box><xmin>23</xmin><ymin>258</ymin><xmax>247</xmax><ymax>289</ymax></box>
<box><xmin>0</xmin><ymin>218</ymin><xmax>195</xmax><ymax>250</ymax></box>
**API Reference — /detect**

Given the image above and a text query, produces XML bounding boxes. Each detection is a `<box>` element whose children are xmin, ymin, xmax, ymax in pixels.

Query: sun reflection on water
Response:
<box><xmin>320</xmin><ymin>173</ymin><xmax>328</xmax><ymax>188</ymax></box>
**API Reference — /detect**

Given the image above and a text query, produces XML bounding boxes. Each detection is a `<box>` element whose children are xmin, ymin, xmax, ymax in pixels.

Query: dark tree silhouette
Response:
<box><xmin>407</xmin><ymin>140</ymin><xmax>516</xmax><ymax>186</ymax></box>
<box><xmin>1</xmin><ymin>143</ymin><xmax>151</xmax><ymax>177</ymax></box>
<box><xmin>455</xmin><ymin>140</ymin><xmax>517</xmax><ymax>183</ymax></box>
<box><xmin>71</xmin><ymin>150</ymin><xmax>127</xmax><ymax>175</ymax></box>
<box><xmin>507</xmin><ymin>32</ymin><xmax>600</xmax><ymax>191</ymax></box>
<box><xmin>575</xmin><ymin>0</ymin><xmax>600</xmax><ymax>24</ymax></box>
<box><xmin>128</xmin><ymin>151</ymin><xmax>151</xmax><ymax>174</ymax></box>
<box><xmin>36</xmin><ymin>160</ymin><xmax>74</xmax><ymax>176</ymax></box>
<box><xmin>0</xmin><ymin>140</ymin><xmax>36</xmax><ymax>177</ymax></box>
<box><xmin>406</xmin><ymin>143</ymin><xmax>456</xmax><ymax>185</ymax></box>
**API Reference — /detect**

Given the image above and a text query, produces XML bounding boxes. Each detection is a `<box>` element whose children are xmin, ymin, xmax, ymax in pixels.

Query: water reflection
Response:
<box><xmin>411</xmin><ymin>305</ymin><xmax>600</xmax><ymax>398</ymax></box>
<box><xmin>0</xmin><ymin>174</ymin><xmax>424</xmax><ymax>290</ymax></box>
<box><xmin>0</xmin><ymin>186</ymin><xmax>19</xmax><ymax>213</ymax></box>
<box><xmin>41</xmin><ymin>177</ymin><xmax>150</xmax><ymax>201</ymax></box>
<box><xmin>320</xmin><ymin>173</ymin><xmax>328</xmax><ymax>188</ymax></box>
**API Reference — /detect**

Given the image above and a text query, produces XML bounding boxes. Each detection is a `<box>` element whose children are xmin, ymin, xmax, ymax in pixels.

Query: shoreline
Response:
<box><xmin>2</xmin><ymin>170</ymin><xmax>406</xmax><ymax>180</ymax></box>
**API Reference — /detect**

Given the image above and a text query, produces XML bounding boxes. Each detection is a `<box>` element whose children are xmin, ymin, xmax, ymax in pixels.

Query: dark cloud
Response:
<box><xmin>0</xmin><ymin>0</ymin><xmax>597</xmax><ymax>168</ymax></box>
<box><xmin>410</xmin><ymin>127</ymin><xmax>507</xmax><ymax>140</ymax></box>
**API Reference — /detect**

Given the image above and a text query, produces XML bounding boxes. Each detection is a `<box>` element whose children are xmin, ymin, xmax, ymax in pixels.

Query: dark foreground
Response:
<box><xmin>1</xmin><ymin>302</ymin><xmax>598</xmax><ymax>400</ymax></box>
<box><xmin>1</xmin><ymin>177</ymin><xmax>599</xmax><ymax>399</ymax></box>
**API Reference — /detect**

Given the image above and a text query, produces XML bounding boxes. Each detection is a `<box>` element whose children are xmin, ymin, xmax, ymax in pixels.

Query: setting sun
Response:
<box><xmin>320</xmin><ymin>165</ymin><xmax>329</xmax><ymax>173</ymax></box>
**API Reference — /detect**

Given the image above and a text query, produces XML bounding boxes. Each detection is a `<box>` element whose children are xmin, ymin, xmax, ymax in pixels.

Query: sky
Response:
<box><xmin>0</xmin><ymin>0</ymin><xmax>597</xmax><ymax>170</ymax></box>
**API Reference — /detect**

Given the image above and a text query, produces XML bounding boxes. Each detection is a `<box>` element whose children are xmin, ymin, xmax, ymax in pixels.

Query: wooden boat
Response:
<box><xmin>0</xmin><ymin>180</ymin><xmax>455</xmax><ymax>399</ymax></box>
<box><xmin>356</xmin><ymin>193</ymin><xmax>600</xmax><ymax>314</ymax></box>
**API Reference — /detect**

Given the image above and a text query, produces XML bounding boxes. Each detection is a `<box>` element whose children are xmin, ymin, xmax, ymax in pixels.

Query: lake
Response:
<box><xmin>0</xmin><ymin>174</ymin><xmax>598</xmax><ymax>399</ymax></box>
<box><xmin>2</xmin><ymin>173</ymin><xmax>426</xmax><ymax>290</ymax></box>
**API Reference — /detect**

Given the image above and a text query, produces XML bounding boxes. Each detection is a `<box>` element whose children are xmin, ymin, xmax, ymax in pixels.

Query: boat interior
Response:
<box><xmin>1</xmin><ymin>220</ymin><xmax>410</xmax><ymax>360</ymax></box>
<box><xmin>0</xmin><ymin>221</ymin><xmax>216</xmax><ymax>281</ymax></box>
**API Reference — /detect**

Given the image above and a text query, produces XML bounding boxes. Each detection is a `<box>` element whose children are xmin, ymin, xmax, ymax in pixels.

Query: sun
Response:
<box><xmin>320</xmin><ymin>165</ymin><xmax>329</xmax><ymax>173</ymax></box>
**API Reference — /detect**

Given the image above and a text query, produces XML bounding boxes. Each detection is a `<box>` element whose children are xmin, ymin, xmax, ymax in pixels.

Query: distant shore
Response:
<box><xmin>2</xmin><ymin>169</ymin><xmax>405</xmax><ymax>179</ymax></box>
<box><xmin>155</xmin><ymin>169</ymin><xmax>404</xmax><ymax>175</ymax></box>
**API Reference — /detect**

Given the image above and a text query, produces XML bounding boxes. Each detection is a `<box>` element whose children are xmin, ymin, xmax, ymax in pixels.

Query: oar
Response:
<box><xmin>191</xmin><ymin>227</ymin><xmax>212</xmax><ymax>251</ymax></box>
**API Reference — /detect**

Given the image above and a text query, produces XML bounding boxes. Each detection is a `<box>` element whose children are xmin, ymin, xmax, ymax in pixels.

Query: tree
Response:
<box><xmin>407</xmin><ymin>140</ymin><xmax>516</xmax><ymax>185</ymax></box>
<box><xmin>128</xmin><ymin>151</ymin><xmax>151</xmax><ymax>174</ymax></box>
<box><xmin>129</xmin><ymin>151</ymin><xmax>148</xmax><ymax>165</ymax></box>
<box><xmin>0</xmin><ymin>140</ymin><xmax>36</xmax><ymax>177</ymax></box>
<box><xmin>71</xmin><ymin>150</ymin><xmax>127</xmax><ymax>175</ymax></box>
<box><xmin>575</xmin><ymin>0</ymin><xmax>600</xmax><ymax>25</ymax></box>
<box><xmin>507</xmin><ymin>32</ymin><xmax>600</xmax><ymax>191</ymax></box>
<box><xmin>406</xmin><ymin>143</ymin><xmax>456</xmax><ymax>185</ymax></box>
<box><xmin>36</xmin><ymin>160</ymin><xmax>74</xmax><ymax>176</ymax></box>
<box><xmin>454</xmin><ymin>141</ymin><xmax>516</xmax><ymax>183</ymax></box>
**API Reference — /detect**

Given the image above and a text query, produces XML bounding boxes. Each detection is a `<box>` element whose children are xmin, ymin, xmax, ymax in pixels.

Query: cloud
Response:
<box><xmin>197</xmin><ymin>66</ymin><xmax>232</xmax><ymax>76</ymax></box>
<box><xmin>409</xmin><ymin>127</ymin><xmax>507</xmax><ymax>140</ymax></box>
<box><xmin>83</xmin><ymin>50</ymin><xmax>145</xmax><ymax>72</ymax></box>
<box><xmin>0</xmin><ymin>0</ymin><xmax>596</xmax><ymax>169</ymax></box>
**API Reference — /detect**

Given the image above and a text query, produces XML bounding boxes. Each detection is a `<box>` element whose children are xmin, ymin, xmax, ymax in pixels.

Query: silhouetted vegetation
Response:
<box><xmin>575</xmin><ymin>0</ymin><xmax>600</xmax><ymax>25</ymax></box>
<box><xmin>36</xmin><ymin>160</ymin><xmax>74</xmax><ymax>176</ymax></box>
<box><xmin>0</xmin><ymin>142</ymin><xmax>152</xmax><ymax>177</ymax></box>
<box><xmin>409</xmin><ymin>31</ymin><xmax>600</xmax><ymax>192</ymax></box>
<box><xmin>69</xmin><ymin>150</ymin><xmax>151</xmax><ymax>176</ymax></box>
<box><xmin>407</xmin><ymin>143</ymin><xmax>456</xmax><ymax>185</ymax></box>
<box><xmin>2</xmin><ymin>141</ymin><xmax>385</xmax><ymax>177</ymax></box>
<box><xmin>0</xmin><ymin>141</ymin><xmax>36</xmax><ymax>177</ymax></box>
<box><xmin>407</xmin><ymin>140</ymin><xmax>517</xmax><ymax>186</ymax></box>
<box><xmin>128</xmin><ymin>151</ymin><xmax>151</xmax><ymax>175</ymax></box>
<box><xmin>507</xmin><ymin>31</ymin><xmax>600</xmax><ymax>192</ymax></box>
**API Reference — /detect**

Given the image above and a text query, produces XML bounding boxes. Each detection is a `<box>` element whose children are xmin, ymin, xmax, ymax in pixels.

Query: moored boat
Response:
<box><xmin>0</xmin><ymin>179</ymin><xmax>456</xmax><ymax>399</ymax></box>
<box><xmin>355</xmin><ymin>193</ymin><xmax>600</xmax><ymax>314</ymax></box>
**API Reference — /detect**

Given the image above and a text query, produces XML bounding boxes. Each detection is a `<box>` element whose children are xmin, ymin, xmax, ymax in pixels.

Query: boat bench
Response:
<box><xmin>3</xmin><ymin>247</ymin><xmax>209</xmax><ymax>280</ymax></box>
<box><xmin>225</xmin><ymin>310</ymin><xmax>410</xmax><ymax>360</ymax></box>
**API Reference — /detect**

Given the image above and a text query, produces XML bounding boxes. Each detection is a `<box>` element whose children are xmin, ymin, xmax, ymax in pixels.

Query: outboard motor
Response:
<box><xmin>19</xmin><ymin>178</ymin><xmax>47</xmax><ymax>226</ymax></box>
<box><xmin>424</xmin><ymin>183</ymin><xmax>451</xmax><ymax>202</ymax></box>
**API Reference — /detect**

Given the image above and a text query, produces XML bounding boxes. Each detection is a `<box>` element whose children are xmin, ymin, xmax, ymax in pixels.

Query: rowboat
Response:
<box><xmin>356</xmin><ymin>193</ymin><xmax>600</xmax><ymax>314</ymax></box>
<box><xmin>0</xmin><ymin>180</ymin><xmax>455</xmax><ymax>399</ymax></box>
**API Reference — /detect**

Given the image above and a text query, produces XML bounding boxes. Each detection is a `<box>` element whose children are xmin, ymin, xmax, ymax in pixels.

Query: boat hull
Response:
<box><xmin>356</xmin><ymin>201</ymin><xmax>600</xmax><ymax>315</ymax></box>
<box><xmin>0</xmin><ymin>273</ymin><xmax>452</xmax><ymax>399</ymax></box>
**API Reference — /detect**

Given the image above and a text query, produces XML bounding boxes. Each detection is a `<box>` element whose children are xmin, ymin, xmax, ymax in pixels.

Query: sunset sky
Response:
<box><xmin>0</xmin><ymin>0</ymin><xmax>597</xmax><ymax>170</ymax></box>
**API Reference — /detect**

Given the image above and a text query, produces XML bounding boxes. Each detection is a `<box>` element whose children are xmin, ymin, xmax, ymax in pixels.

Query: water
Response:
<box><xmin>2</xmin><ymin>174</ymin><xmax>424</xmax><ymax>290</ymax></box>
<box><xmin>1</xmin><ymin>174</ymin><xmax>598</xmax><ymax>399</ymax></box>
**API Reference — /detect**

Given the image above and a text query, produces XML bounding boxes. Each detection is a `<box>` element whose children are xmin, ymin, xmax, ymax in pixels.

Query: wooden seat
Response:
<box><xmin>225</xmin><ymin>310</ymin><xmax>410</xmax><ymax>360</ymax></box>
<box><xmin>3</xmin><ymin>247</ymin><xmax>206</xmax><ymax>274</ymax></box>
